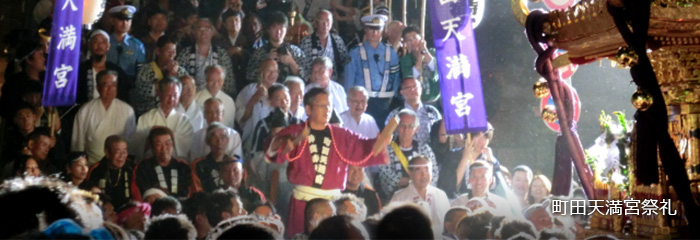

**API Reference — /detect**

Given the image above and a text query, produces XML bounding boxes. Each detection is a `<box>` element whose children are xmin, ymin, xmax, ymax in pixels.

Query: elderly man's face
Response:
<box><xmin>204</xmin><ymin>100</ymin><xmax>224</xmax><ymax>123</ymax></box>
<box><xmin>315</xmin><ymin>11</ymin><xmax>332</xmax><ymax>36</ymax></box>
<box><xmin>180</xmin><ymin>77</ymin><xmax>196</xmax><ymax>105</ymax></box>
<box><xmin>287</xmin><ymin>82</ymin><xmax>303</xmax><ymax>108</ymax></box>
<box><xmin>398</xmin><ymin>114</ymin><xmax>417</xmax><ymax>143</ymax></box>
<box><xmin>107</xmin><ymin>141</ymin><xmax>128</xmax><ymax>169</ymax></box>
<box><xmin>152</xmin><ymin>134</ymin><xmax>174</xmax><ymax>161</ymax></box>
<box><xmin>159</xmin><ymin>84</ymin><xmax>181</xmax><ymax>111</ymax></box>
<box><xmin>98</xmin><ymin>74</ymin><xmax>118</xmax><ymax>101</ymax></box>
<box><xmin>206</xmin><ymin>67</ymin><xmax>225</xmax><ymax>94</ymax></box>
<box><xmin>207</xmin><ymin>128</ymin><xmax>229</xmax><ymax>151</ymax></box>
<box><xmin>269</xmin><ymin>89</ymin><xmax>291</xmax><ymax>112</ymax></box>
<box><xmin>400</xmin><ymin>78</ymin><xmax>422</xmax><ymax>102</ymax></box>
<box><xmin>311</xmin><ymin>64</ymin><xmax>332</xmax><ymax>86</ymax></box>
<box><xmin>90</xmin><ymin>34</ymin><xmax>110</xmax><ymax>56</ymax></box>
<box><xmin>195</xmin><ymin>19</ymin><xmax>215</xmax><ymax>43</ymax></box>
<box><xmin>261</xmin><ymin>61</ymin><xmax>279</xmax><ymax>87</ymax></box>
<box><xmin>346</xmin><ymin>165</ymin><xmax>364</xmax><ymax>188</ymax></box>
<box><xmin>221</xmin><ymin>161</ymin><xmax>243</xmax><ymax>189</ymax></box>
<box><xmin>409</xmin><ymin>160</ymin><xmax>432</xmax><ymax>190</ymax></box>
<box><xmin>348</xmin><ymin>90</ymin><xmax>368</xmax><ymax>117</ymax></box>
<box><xmin>469</xmin><ymin>167</ymin><xmax>493</xmax><ymax>197</ymax></box>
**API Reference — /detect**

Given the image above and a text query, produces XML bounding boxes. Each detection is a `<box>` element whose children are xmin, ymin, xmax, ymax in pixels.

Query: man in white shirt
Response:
<box><xmin>176</xmin><ymin>75</ymin><xmax>205</xmax><ymax>133</ymax></box>
<box><xmin>340</xmin><ymin>86</ymin><xmax>379</xmax><ymax>138</ymax></box>
<box><xmin>236</xmin><ymin>59</ymin><xmax>277</xmax><ymax>140</ymax></box>
<box><xmin>132</xmin><ymin>77</ymin><xmax>194</xmax><ymax>161</ymax></box>
<box><xmin>283</xmin><ymin>76</ymin><xmax>307</xmax><ymax>120</ymax></box>
<box><xmin>390</xmin><ymin>155</ymin><xmax>450</xmax><ymax>237</ymax></box>
<box><xmin>72</xmin><ymin>70</ymin><xmax>136</xmax><ymax>165</ymax></box>
<box><xmin>305</xmin><ymin>56</ymin><xmax>348</xmax><ymax>114</ymax></box>
<box><xmin>451</xmin><ymin>160</ymin><xmax>516</xmax><ymax>217</ymax></box>
<box><xmin>189</xmin><ymin>98</ymin><xmax>243</xmax><ymax>162</ymax></box>
<box><xmin>194</xmin><ymin>64</ymin><xmax>236</xmax><ymax>128</ymax></box>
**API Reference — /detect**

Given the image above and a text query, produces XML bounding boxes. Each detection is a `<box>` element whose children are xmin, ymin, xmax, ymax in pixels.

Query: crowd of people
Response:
<box><xmin>0</xmin><ymin>0</ymin><xmax>602</xmax><ymax>239</ymax></box>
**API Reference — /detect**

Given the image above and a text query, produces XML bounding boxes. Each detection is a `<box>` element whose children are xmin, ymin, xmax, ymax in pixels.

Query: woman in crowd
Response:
<box><xmin>528</xmin><ymin>174</ymin><xmax>552</xmax><ymax>205</ymax></box>
<box><xmin>13</xmin><ymin>155</ymin><xmax>42</xmax><ymax>178</ymax></box>
<box><xmin>62</xmin><ymin>152</ymin><xmax>91</xmax><ymax>190</ymax></box>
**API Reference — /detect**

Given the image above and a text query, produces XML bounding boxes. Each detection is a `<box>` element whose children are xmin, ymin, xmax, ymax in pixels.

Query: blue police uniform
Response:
<box><xmin>107</xmin><ymin>33</ymin><xmax>146</xmax><ymax>78</ymax></box>
<box><xmin>344</xmin><ymin>40</ymin><xmax>400</xmax><ymax>128</ymax></box>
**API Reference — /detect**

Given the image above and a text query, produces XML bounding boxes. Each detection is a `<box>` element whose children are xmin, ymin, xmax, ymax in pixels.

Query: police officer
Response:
<box><xmin>107</xmin><ymin>5</ymin><xmax>146</xmax><ymax>102</ymax></box>
<box><xmin>344</xmin><ymin>14</ymin><xmax>400</xmax><ymax>128</ymax></box>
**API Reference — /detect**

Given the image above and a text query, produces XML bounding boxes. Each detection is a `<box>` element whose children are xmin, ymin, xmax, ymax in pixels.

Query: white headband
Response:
<box><xmin>89</xmin><ymin>29</ymin><xmax>110</xmax><ymax>41</ymax></box>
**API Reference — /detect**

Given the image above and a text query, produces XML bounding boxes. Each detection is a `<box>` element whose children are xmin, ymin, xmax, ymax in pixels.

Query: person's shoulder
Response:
<box><xmin>329</xmin><ymin>81</ymin><xmax>344</xmax><ymax>89</ymax></box>
<box><xmin>362</xmin><ymin>183</ymin><xmax>377</xmax><ymax>192</ymax></box>
<box><xmin>136</xmin><ymin>62</ymin><xmax>153</xmax><ymax>74</ymax></box>
<box><xmin>213</xmin><ymin>45</ymin><xmax>229</xmax><ymax>54</ymax></box>
<box><xmin>299</xmin><ymin>35</ymin><xmax>313</xmax><ymax>46</ymax></box>
<box><xmin>348</xmin><ymin>44</ymin><xmax>361</xmax><ymax>54</ymax></box>
<box><xmin>173</xmin><ymin>157</ymin><xmax>191</xmax><ymax>167</ymax></box>
<box><xmin>361</xmin><ymin>113</ymin><xmax>377</xmax><ymax>122</ymax></box>
<box><xmin>330</xmin><ymin>33</ymin><xmax>345</xmax><ymax>43</ymax></box>
<box><xmin>113</xmin><ymin>98</ymin><xmax>133</xmax><ymax>109</ymax></box>
<box><xmin>78</xmin><ymin>98</ymin><xmax>100</xmax><ymax>111</ymax></box>
<box><xmin>128</xmin><ymin>35</ymin><xmax>145</xmax><ymax>45</ymax></box>
<box><xmin>487</xmin><ymin>192</ymin><xmax>508</xmax><ymax>202</ymax></box>
<box><xmin>391</xmin><ymin>187</ymin><xmax>411</xmax><ymax>200</ymax></box>
<box><xmin>226</xmin><ymin>126</ymin><xmax>241</xmax><ymax>137</ymax></box>
<box><xmin>423</xmin><ymin>104</ymin><xmax>440</xmax><ymax>114</ymax></box>
<box><xmin>429</xmin><ymin>185</ymin><xmax>448</xmax><ymax>196</ymax></box>
<box><xmin>278</xmin><ymin>122</ymin><xmax>305</xmax><ymax>135</ymax></box>
<box><xmin>191</xmin><ymin>155</ymin><xmax>208</xmax><ymax>167</ymax></box>
<box><xmin>139</xmin><ymin>108</ymin><xmax>159</xmax><ymax>120</ymax></box>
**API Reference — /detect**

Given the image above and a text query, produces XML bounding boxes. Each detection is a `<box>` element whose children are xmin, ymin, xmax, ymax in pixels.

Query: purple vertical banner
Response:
<box><xmin>429</xmin><ymin>0</ymin><xmax>488</xmax><ymax>134</ymax></box>
<box><xmin>43</xmin><ymin>0</ymin><xmax>84</xmax><ymax>106</ymax></box>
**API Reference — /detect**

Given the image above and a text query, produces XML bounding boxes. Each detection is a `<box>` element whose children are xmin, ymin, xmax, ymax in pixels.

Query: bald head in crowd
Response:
<box><xmin>204</xmin><ymin>98</ymin><xmax>224</xmax><ymax>124</ymax></box>
<box><xmin>304</xmin><ymin>198</ymin><xmax>336</xmax><ymax>234</ymax></box>
<box><xmin>180</xmin><ymin>75</ymin><xmax>196</xmax><ymax>109</ymax></box>
<box><xmin>259</xmin><ymin>59</ymin><xmax>279</xmax><ymax>87</ymax></box>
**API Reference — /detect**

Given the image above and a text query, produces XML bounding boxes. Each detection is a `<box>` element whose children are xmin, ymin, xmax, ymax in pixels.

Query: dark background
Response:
<box><xmin>0</xmin><ymin>0</ymin><xmax>638</xmax><ymax>179</ymax></box>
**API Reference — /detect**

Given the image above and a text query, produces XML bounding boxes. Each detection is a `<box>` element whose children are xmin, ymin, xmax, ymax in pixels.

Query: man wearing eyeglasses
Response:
<box><xmin>378</xmin><ymin>109</ymin><xmax>438</xmax><ymax>203</ymax></box>
<box><xmin>385</xmin><ymin>77</ymin><xmax>442</xmax><ymax>144</ymax></box>
<box><xmin>176</xmin><ymin>18</ymin><xmax>237</xmax><ymax>97</ymax></box>
<box><xmin>107</xmin><ymin>5</ymin><xmax>146</xmax><ymax>91</ymax></box>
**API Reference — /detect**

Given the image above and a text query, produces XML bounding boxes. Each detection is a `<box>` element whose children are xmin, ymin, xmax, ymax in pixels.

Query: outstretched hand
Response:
<box><xmin>373</xmin><ymin>115</ymin><xmax>399</xmax><ymax>156</ymax></box>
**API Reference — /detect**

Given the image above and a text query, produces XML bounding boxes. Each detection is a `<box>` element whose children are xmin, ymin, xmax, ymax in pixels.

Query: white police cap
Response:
<box><xmin>361</xmin><ymin>14</ymin><xmax>388</xmax><ymax>29</ymax></box>
<box><xmin>109</xmin><ymin>5</ymin><xmax>137</xmax><ymax>20</ymax></box>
